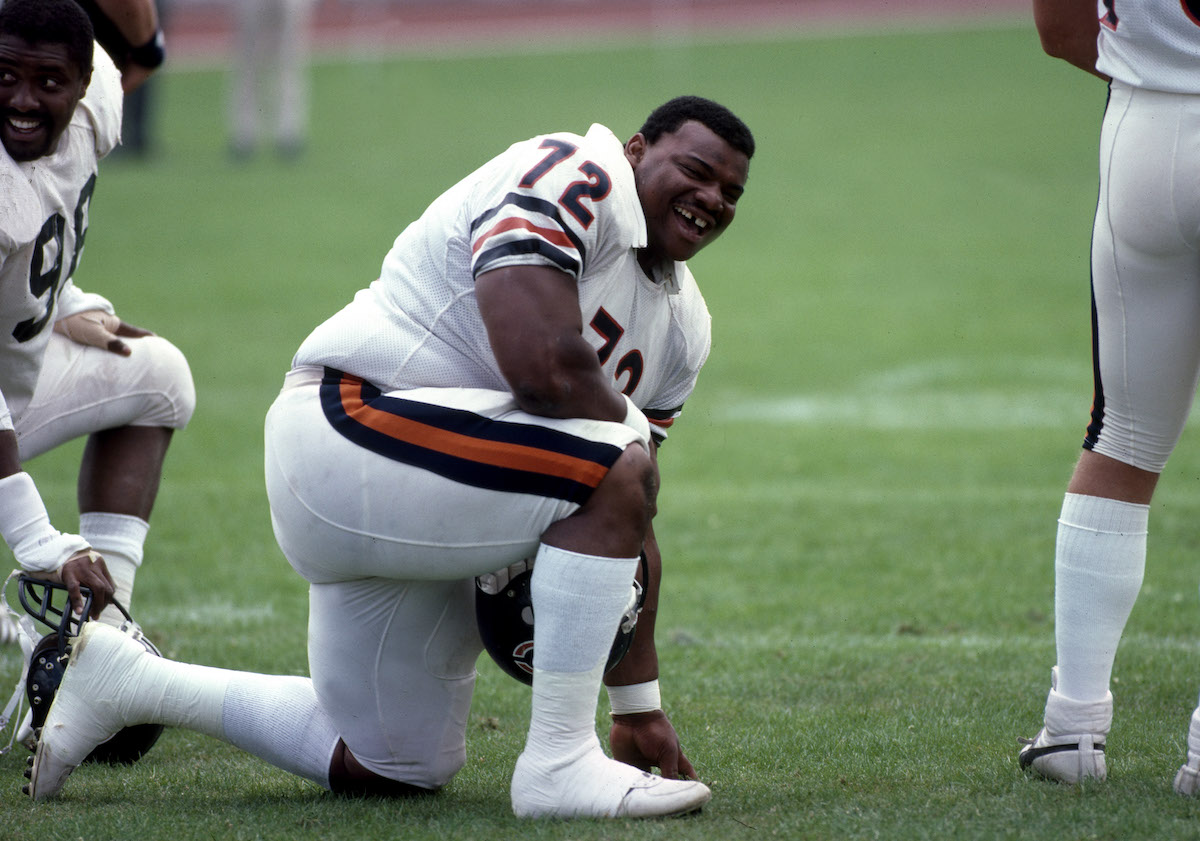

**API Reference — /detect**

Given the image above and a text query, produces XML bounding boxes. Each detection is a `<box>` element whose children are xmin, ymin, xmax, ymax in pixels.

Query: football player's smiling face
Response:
<box><xmin>0</xmin><ymin>35</ymin><xmax>89</xmax><ymax>162</ymax></box>
<box><xmin>626</xmin><ymin>120</ymin><xmax>749</xmax><ymax>273</ymax></box>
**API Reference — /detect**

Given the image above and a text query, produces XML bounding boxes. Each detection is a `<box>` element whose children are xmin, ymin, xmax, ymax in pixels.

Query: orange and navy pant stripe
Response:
<box><xmin>319</xmin><ymin>369</ymin><xmax>622</xmax><ymax>505</ymax></box>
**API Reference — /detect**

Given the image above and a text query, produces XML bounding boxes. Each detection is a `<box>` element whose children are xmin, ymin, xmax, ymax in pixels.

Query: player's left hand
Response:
<box><xmin>610</xmin><ymin>709</ymin><xmax>699</xmax><ymax>780</ymax></box>
<box><xmin>54</xmin><ymin>311</ymin><xmax>154</xmax><ymax>356</ymax></box>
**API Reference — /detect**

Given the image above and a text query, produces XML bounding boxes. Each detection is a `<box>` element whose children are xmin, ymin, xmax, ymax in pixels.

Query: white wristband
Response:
<box><xmin>621</xmin><ymin>395</ymin><xmax>652</xmax><ymax>448</ymax></box>
<box><xmin>0</xmin><ymin>472</ymin><xmax>89</xmax><ymax>574</ymax></box>
<box><xmin>608</xmin><ymin>679</ymin><xmax>661</xmax><ymax>715</ymax></box>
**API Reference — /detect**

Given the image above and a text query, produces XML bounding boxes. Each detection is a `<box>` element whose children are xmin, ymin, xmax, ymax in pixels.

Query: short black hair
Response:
<box><xmin>0</xmin><ymin>0</ymin><xmax>94</xmax><ymax>75</ymax></box>
<box><xmin>639</xmin><ymin>96</ymin><xmax>755</xmax><ymax>160</ymax></box>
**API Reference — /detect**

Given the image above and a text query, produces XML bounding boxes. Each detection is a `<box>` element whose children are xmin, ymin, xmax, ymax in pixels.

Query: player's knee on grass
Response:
<box><xmin>327</xmin><ymin>740</ymin><xmax>437</xmax><ymax>798</ymax></box>
<box><xmin>309</xmin><ymin>578</ymin><xmax>479</xmax><ymax>790</ymax></box>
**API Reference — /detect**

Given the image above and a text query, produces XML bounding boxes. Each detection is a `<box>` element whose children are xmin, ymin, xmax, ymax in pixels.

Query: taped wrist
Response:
<box><xmin>608</xmin><ymin>679</ymin><xmax>661</xmax><ymax>715</ymax></box>
<box><xmin>621</xmin><ymin>395</ymin><xmax>652</xmax><ymax>448</ymax></box>
<box><xmin>0</xmin><ymin>472</ymin><xmax>89</xmax><ymax>574</ymax></box>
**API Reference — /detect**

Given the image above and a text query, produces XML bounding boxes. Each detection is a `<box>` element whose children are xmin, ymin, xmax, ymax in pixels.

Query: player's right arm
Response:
<box><xmin>470</xmin><ymin>130</ymin><xmax>648</xmax><ymax>436</ymax></box>
<box><xmin>1033</xmin><ymin>0</ymin><xmax>1109</xmax><ymax>79</ymax></box>
<box><xmin>476</xmin><ymin>264</ymin><xmax>628</xmax><ymax>425</ymax></box>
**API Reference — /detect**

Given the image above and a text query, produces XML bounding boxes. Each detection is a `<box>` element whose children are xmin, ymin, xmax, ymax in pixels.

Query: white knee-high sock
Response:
<box><xmin>1054</xmin><ymin>492</ymin><xmax>1149</xmax><ymax>701</ymax></box>
<box><xmin>222</xmin><ymin>673</ymin><xmax>341</xmax><ymax>788</ymax></box>
<box><xmin>79</xmin><ymin>511</ymin><xmax>147</xmax><ymax>626</ymax></box>
<box><xmin>112</xmin><ymin>652</ymin><xmax>339</xmax><ymax>788</ymax></box>
<box><xmin>524</xmin><ymin>544</ymin><xmax>638</xmax><ymax>763</ymax></box>
<box><xmin>529</xmin><ymin>544</ymin><xmax>638</xmax><ymax>673</ymax></box>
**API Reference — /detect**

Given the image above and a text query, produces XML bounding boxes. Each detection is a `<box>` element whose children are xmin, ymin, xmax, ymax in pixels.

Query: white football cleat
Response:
<box><xmin>24</xmin><ymin>622</ymin><xmax>151</xmax><ymax>800</ymax></box>
<box><xmin>1019</xmin><ymin>668</ymin><xmax>1111</xmax><ymax>784</ymax></box>
<box><xmin>510</xmin><ymin>741</ymin><xmax>711</xmax><ymax>819</ymax></box>
<box><xmin>1019</xmin><ymin>729</ymin><xmax>1106</xmax><ymax>783</ymax></box>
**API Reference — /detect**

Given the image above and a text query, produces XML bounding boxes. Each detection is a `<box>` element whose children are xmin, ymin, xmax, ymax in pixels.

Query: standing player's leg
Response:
<box><xmin>273</xmin><ymin>0</ymin><xmax>314</xmax><ymax>156</ymax></box>
<box><xmin>229</xmin><ymin>0</ymin><xmax>267</xmax><ymax>157</ymax></box>
<box><xmin>1022</xmin><ymin>84</ymin><xmax>1200</xmax><ymax>784</ymax></box>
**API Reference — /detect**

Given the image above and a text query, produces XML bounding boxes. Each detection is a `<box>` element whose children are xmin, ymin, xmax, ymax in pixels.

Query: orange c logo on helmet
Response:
<box><xmin>513</xmin><ymin>640</ymin><xmax>534</xmax><ymax>675</ymax></box>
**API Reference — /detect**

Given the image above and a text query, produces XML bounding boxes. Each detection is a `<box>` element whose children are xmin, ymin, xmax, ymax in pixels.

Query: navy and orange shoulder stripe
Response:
<box><xmin>470</xmin><ymin>192</ymin><xmax>587</xmax><ymax>277</ymax></box>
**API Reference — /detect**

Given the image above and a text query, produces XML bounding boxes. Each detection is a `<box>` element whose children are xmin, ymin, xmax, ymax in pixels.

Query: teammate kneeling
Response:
<box><xmin>0</xmin><ymin>0</ymin><xmax>193</xmax><ymax>652</ymax></box>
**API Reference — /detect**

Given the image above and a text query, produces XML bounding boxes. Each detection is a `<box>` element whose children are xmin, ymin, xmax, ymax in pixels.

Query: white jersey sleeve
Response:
<box><xmin>1096</xmin><ymin>0</ymin><xmax>1200</xmax><ymax>92</ymax></box>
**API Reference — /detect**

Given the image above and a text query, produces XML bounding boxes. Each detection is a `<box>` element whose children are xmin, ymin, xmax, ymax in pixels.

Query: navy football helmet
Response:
<box><xmin>475</xmin><ymin>555</ymin><xmax>647</xmax><ymax>686</ymax></box>
<box><xmin>17</xmin><ymin>575</ymin><xmax>164</xmax><ymax>764</ymax></box>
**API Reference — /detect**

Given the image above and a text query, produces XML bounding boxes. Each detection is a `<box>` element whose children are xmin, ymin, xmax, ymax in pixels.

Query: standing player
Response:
<box><xmin>26</xmin><ymin>95</ymin><xmax>753</xmax><ymax>819</ymax></box>
<box><xmin>1019</xmin><ymin>0</ymin><xmax>1200</xmax><ymax>791</ymax></box>
<box><xmin>0</xmin><ymin>0</ymin><xmax>194</xmax><ymax>640</ymax></box>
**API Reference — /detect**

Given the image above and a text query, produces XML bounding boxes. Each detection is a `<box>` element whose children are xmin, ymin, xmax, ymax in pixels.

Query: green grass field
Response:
<box><xmin>5</xmin><ymin>18</ymin><xmax>1200</xmax><ymax>840</ymax></box>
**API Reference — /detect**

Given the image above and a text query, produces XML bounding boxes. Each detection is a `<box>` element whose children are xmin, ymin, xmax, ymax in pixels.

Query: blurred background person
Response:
<box><xmin>230</xmin><ymin>0</ymin><xmax>318</xmax><ymax>160</ymax></box>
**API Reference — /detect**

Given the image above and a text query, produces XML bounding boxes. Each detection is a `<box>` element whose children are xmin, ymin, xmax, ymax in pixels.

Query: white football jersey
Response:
<box><xmin>294</xmin><ymin>123</ymin><xmax>712</xmax><ymax>434</ymax></box>
<box><xmin>1096</xmin><ymin>0</ymin><xmax>1200</xmax><ymax>92</ymax></box>
<box><xmin>0</xmin><ymin>46</ymin><xmax>122</xmax><ymax>430</ymax></box>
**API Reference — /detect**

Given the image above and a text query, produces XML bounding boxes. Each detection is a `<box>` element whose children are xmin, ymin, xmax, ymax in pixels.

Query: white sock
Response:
<box><xmin>1054</xmin><ymin>492</ymin><xmax>1148</xmax><ymax>701</ymax></box>
<box><xmin>116</xmin><ymin>651</ymin><xmax>339</xmax><ymax>788</ymax></box>
<box><xmin>529</xmin><ymin>544</ymin><xmax>639</xmax><ymax>673</ymax></box>
<box><xmin>222</xmin><ymin>673</ymin><xmax>341</xmax><ymax>788</ymax></box>
<box><xmin>524</xmin><ymin>544</ymin><xmax>638</xmax><ymax>763</ymax></box>
<box><xmin>79</xmin><ymin>512</ymin><xmax>148</xmax><ymax>626</ymax></box>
